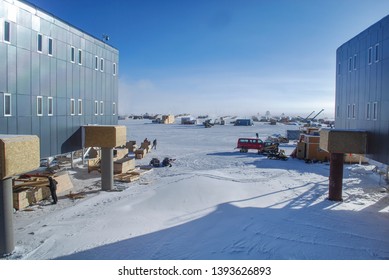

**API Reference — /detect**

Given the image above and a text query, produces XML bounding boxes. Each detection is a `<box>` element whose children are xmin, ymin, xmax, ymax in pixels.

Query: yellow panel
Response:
<box><xmin>84</xmin><ymin>125</ymin><xmax>126</xmax><ymax>148</ymax></box>
<box><xmin>0</xmin><ymin>135</ymin><xmax>40</xmax><ymax>179</ymax></box>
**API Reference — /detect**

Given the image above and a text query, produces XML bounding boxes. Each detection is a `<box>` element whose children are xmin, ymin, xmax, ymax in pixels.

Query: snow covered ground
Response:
<box><xmin>6</xmin><ymin>119</ymin><xmax>389</xmax><ymax>260</ymax></box>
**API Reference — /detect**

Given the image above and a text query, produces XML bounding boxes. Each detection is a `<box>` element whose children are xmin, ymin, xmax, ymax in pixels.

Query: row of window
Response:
<box><xmin>3</xmin><ymin>94</ymin><xmax>116</xmax><ymax>117</ymax></box>
<box><xmin>343</xmin><ymin>44</ymin><xmax>380</xmax><ymax>73</ymax></box>
<box><xmin>345</xmin><ymin>102</ymin><xmax>378</xmax><ymax>120</ymax></box>
<box><xmin>2</xmin><ymin>20</ymin><xmax>117</xmax><ymax>75</ymax></box>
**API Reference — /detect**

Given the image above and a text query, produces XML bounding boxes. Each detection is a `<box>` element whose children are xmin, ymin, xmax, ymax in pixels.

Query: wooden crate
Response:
<box><xmin>296</xmin><ymin>142</ymin><xmax>306</xmax><ymax>159</ymax></box>
<box><xmin>114</xmin><ymin>158</ymin><xmax>135</xmax><ymax>174</ymax></box>
<box><xmin>114</xmin><ymin>148</ymin><xmax>128</xmax><ymax>159</ymax></box>
<box><xmin>13</xmin><ymin>186</ymin><xmax>51</xmax><ymax>210</ymax></box>
<box><xmin>114</xmin><ymin>171</ymin><xmax>141</xmax><ymax>182</ymax></box>
<box><xmin>88</xmin><ymin>158</ymin><xmax>101</xmax><ymax>173</ymax></box>
<box><xmin>305</xmin><ymin>143</ymin><xmax>330</xmax><ymax>161</ymax></box>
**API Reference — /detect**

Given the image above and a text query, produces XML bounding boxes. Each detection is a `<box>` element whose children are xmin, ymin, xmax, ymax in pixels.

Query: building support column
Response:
<box><xmin>328</xmin><ymin>153</ymin><xmax>344</xmax><ymax>201</ymax></box>
<box><xmin>0</xmin><ymin>177</ymin><xmax>14</xmax><ymax>256</ymax></box>
<box><xmin>101</xmin><ymin>147</ymin><xmax>114</xmax><ymax>191</ymax></box>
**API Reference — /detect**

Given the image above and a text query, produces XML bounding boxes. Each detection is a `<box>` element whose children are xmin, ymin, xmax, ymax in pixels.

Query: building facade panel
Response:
<box><xmin>0</xmin><ymin>0</ymin><xmax>119</xmax><ymax>158</ymax></box>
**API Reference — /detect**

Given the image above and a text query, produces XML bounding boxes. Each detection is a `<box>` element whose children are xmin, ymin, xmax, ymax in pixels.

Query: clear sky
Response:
<box><xmin>29</xmin><ymin>0</ymin><xmax>389</xmax><ymax>118</ymax></box>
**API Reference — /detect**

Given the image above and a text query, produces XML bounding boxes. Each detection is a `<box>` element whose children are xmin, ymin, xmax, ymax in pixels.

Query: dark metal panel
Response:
<box><xmin>17</xmin><ymin>116</ymin><xmax>32</xmax><ymax>135</ymax></box>
<box><xmin>0</xmin><ymin>44</ymin><xmax>6</xmax><ymax>92</ymax></box>
<box><xmin>7</xmin><ymin>117</ymin><xmax>16</xmax><ymax>134</ymax></box>
<box><xmin>7</xmin><ymin>45</ymin><xmax>17</xmax><ymax>93</ymax></box>
<box><xmin>16</xmin><ymin>94</ymin><xmax>31</xmax><ymax>117</ymax></box>
<box><xmin>50</xmin><ymin>117</ymin><xmax>58</xmax><ymax>155</ymax></box>
<box><xmin>16</xmin><ymin>48</ymin><xmax>31</xmax><ymax>95</ymax></box>
<box><xmin>56</xmin><ymin>97</ymin><xmax>67</xmax><ymax>116</ymax></box>
<box><xmin>56</xmin><ymin>60</ymin><xmax>67</xmax><ymax>97</ymax></box>
<box><xmin>0</xmin><ymin>118</ymin><xmax>7</xmax><ymax>134</ymax></box>
<box><xmin>31</xmin><ymin>52</ymin><xmax>40</xmax><ymax>96</ymax></box>
<box><xmin>16</xmin><ymin>24</ymin><xmax>31</xmax><ymax>51</ymax></box>
<box><xmin>40</xmin><ymin>55</ymin><xmax>50</xmax><ymax>95</ymax></box>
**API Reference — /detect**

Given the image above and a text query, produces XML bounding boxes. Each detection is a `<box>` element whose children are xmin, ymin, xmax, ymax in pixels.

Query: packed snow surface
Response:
<box><xmin>9</xmin><ymin>120</ymin><xmax>389</xmax><ymax>260</ymax></box>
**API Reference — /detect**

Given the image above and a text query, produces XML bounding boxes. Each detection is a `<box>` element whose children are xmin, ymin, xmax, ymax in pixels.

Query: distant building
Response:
<box><xmin>234</xmin><ymin>119</ymin><xmax>253</xmax><ymax>126</ymax></box>
<box><xmin>0</xmin><ymin>0</ymin><xmax>119</xmax><ymax>158</ymax></box>
<box><xmin>335</xmin><ymin>14</ymin><xmax>389</xmax><ymax>164</ymax></box>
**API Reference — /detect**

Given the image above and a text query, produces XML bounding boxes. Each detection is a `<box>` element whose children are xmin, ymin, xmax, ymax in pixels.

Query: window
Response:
<box><xmin>78</xmin><ymin>49</ymin><xmax>82</xmax><ymax>65</ymax></box>
<box><xmin>37</xmin><ymin>96</ymin><xmax>43</xmax><ymax>116</ymax></box>
<box><xmin>347</xmin><ymin>104</ymin><xmax>351</xmax><ymax>119</ymax></box>
<box><xmin>366</xmin><ymin>103</ymin><xmax>370</xmax><ymax>120</ymax></box>
<box><xmin>336</xmin><ymin>105</ymin><xmax>340</xmax><ymax>117</ymax></box>
<box><xmin>4</xmin><ymin>93</ymin><xmax>11</xmax><ymax>116</ymax></box>
<box><xmin>48</xmin><ymin>38</ymin><xmax>53</xmax><ymax>56</ymax></box>
<box><xmin>373</xmin><ymin>102</ymin><xmax>378</xmax><ymax>120</ymax></box>
<box><xmin>48</xmin><ymin>97</ymin><xmax>53</xmax><ymax>116</ymax></box>
<box><xmin>100</xmin><ymin>58</ymin><xmax>104</xmax><ymax>72</ymax></box>
<box><xmin>337</xmin><ymin>63</ymin><xmax>341</xmax><ymax>75</ymax></box>
<box><xmin>4</xmin><ymin>21</ymin><xmax>10</xmax><ymax>43</ymax></box>
<box><xmin>94</xmin><ymin>56</ymin><xmax>99</xmax><ymax>70</ymax></box>
<box><xmin>37</xmin><ymin>33</ymin><xmax>43</xmax><ymax>53</ymax></box>
<box><xmin>112</xmin><ymin>102</ymin><xmax>116</xmax><ymax>115</ymax></box>
<box><xmin>70</xmin><ymin>98</ymin><xmax>75</xmax><ymax>115</ymax></box>
<box><xmin>94</xmin><ymin>100</ymin><xmax>98</xmax><ymax>115</ymax></box>
<box><xmin>353</xmin><ymin>54</ymin><xmax>357</xmax><ymax>70</ymax></box>
<box><xmin>100</xmin><ymin>101</ymin><xmax>104</xmax><ymax>115</ymax></box>
<box><xmin>78</xmin><ymin>99</ymin><xmax>82</xmax><ymax>115</ymax></box>
<box><xmin>352</xmin><ymin>104</ymin><xmax>356</xmax><ymax>119</ymax></box>
<box><xmin>70</xmin><ymin>46</ymin><xmax>75</xmax><ymax>63</ymax></box>
<box><xmin>348</xmin><ymin>57</ymin><xmax>352</xmax><ymax>72</ymax></box>
<box><xmin>375</xmin><ymin>44</ymin><xmax>379</xmax><ymax>62</ymax></box>
<box><xmin>368</xmin><ymin>47</ymin><xmax>372</xmax><ymax>64</ymax></box>
<box><xmin>113</xmin><ymin>63</ymin><xmax>117</xmax><ymax>76</ymax></box>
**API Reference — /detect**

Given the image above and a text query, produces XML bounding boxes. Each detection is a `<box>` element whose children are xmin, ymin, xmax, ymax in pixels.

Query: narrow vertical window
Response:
<box><xmin>112</xmin><ymin>102</ymin><xmax>116</xmax><ymax>115</ymax></box>
<box><xmin>37</xmin><ymin>96</ymin><xmax>43</xmax><ymax>116</ymax></box>
<box><xmin>373</xmin><ymin>102</ymin><xmax>378</xmax><ymax>120</ymax></box>
<box><xmin>100</xmin><ymin>101</ymin><xmax>104</xmax><ymax>115</ymax></box>
<box><xmin>336</xmin><ymin>105</ymin><xmax>340</xmax><ymax>117</ymax></box>
<box><xmin>4</xmin><ymin>93</ymin><xmax>11</xmax><ymax>116</ymax></box>
<box><xmin>37</xmin><ymin>33</ymin><xmax>43</xmax><ymax>53</ymax></box>
<box><xmin>353</xmin><ymin>54</ymin><xmax>357</xmax><ymax>70</ymax></box>
<box><xmin>70</xmin><ymin>98</ymin><xmax>75</xmax><ymax>115</ymax></box>
<box><xmin>352</xmin><ymin>104</ymin><xmax>356</xmax><ymax>119</ymax></box>
<box><xmin>113</xmin><ymin>63</ymin><xmax>117</xmax><ymax>76</ymax></box>
<box><xmin>337</xmin><ymin>63</ymin><xmax>341</xmax><ymax>76</ymax></box>
<box><xmin>48</xmin><ymin>38</ymin><xmax>53</xmax><ymax>56</ymax></box>
<box><xmin>94</xmin><ymin>100</ymin><xmax>98</xmax><ymax>115</ymax></box>
<box><xmin>94</xmin><ymin>56</ymin><xmax>98</xmax><ymax>70</ymax></box>
<box><xmin>100</xmin><ymin>58</ymin><xmax>104</xmax><ymax>72</ymax></box>
<box><xmin>347</xmin><ymin>104</ymin><xmax>351</xmax><ymax>119</ymax></box>
<box><xmin>71</xmin><ymin>46</ymin><xmax>75</xmax><ymax>63</ymax></box>
<box><xmin>368</xmin><ymin>47</ymin><xmax>372</xmax><ymax>64</ymax></box>
<box><xmin>78</xmin><ymin>49</ymin><xmax>82</xmax><ymax>65</ymax></box>
<box><xmin>366</xmin><ymin>103</ymin><xmax>370</xmax><ymax>120</ymax></box>
<box><xmin>348</xmin><ymin>57</ymin><xmax>352</xmax><ymax>72</ymax></box>
<box><xmin>375</xmin><ymin>44</ymin><xmax>379</xmax><ymax>62</ymax></box>
<box><xmin>48</xmin><ymin>97</ymin><xmax>53</xmax><ymax>116</ymax></box>
<box><xmin>78</xmin><ymin>99</ymin><xmax>82</xmax><ymax>115</ymax></box>
<box><xmin>4</xmin><ymin>21</ymin><xmax>10</xmax><ymax>43</ymax></box>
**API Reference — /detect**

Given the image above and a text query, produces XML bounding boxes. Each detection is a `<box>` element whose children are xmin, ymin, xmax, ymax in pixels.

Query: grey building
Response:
<box><xmin>335</xmin><ymin>14</ymin><xmax>389</xmax><ymax>165</ymax></box>
<box><xmin>0</xmin><ymin>0</ymin><xmax>119</xmax><ymax>158</ymax></box>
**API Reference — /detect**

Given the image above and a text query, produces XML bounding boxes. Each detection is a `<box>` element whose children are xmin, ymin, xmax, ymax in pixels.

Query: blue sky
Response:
<box><xmin>30</xmin><ymin>0</ymin><xmax>389</xmax><ymax>117</ymax></box>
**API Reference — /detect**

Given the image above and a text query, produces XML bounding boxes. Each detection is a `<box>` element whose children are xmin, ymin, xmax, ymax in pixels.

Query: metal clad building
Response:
<box><xmin>0</xmin><ymin>0</ymin><xmax>119</xmax><ymax>158</ymax></box>
<box><xmin>335</xmin><ymin>14</ymin><xmax>389</xmax><ymax>164</ymax></box>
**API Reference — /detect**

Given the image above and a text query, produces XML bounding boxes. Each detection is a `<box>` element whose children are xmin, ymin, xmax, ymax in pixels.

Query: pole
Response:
<box><xmin>328</xmin><ymin>153</ymin><xmax>344</xmax><ymax>201</ymax></box>
<box><xmin>101</xmin><ymin>147</ymin><xmax>113</xmax><ymax>191</ymax></box>
<box><xmin>0</xmin><ymin>177</ymin><xmax>14</xmax><ymax>256</ymax></box>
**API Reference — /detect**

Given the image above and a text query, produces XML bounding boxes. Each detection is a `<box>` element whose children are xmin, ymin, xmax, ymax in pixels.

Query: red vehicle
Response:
<box><xmin>236</xmin><ymin>138</ymin><xmax>265</xmax><ymax>153</ymax></box>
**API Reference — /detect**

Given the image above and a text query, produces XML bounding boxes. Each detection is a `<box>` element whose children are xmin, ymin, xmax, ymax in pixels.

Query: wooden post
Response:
<box><xmin>329</xmin><ymin>153</ymin><xmax>344</xmax><ymax>201</ymax></box>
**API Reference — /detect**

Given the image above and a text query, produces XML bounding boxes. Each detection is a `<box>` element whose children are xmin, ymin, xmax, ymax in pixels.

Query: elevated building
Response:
<box><xmin>0</xmin><ymin>0</ymin><xmax>119</xmax><ymax>158</ymax></box>
<box><xmin>335</xmin><ymin>14</ymin><xmax>389</xmax><ymax>165</ymax></box>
